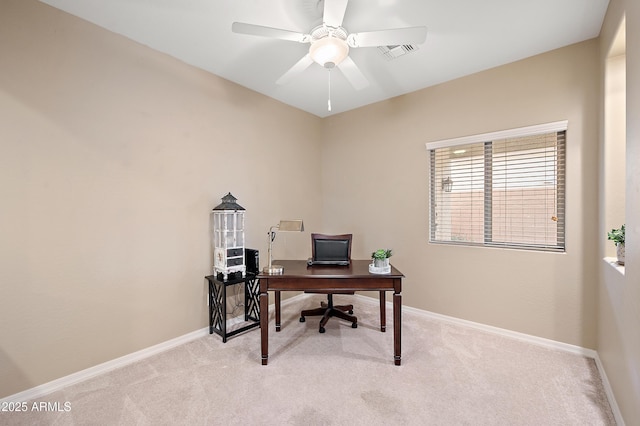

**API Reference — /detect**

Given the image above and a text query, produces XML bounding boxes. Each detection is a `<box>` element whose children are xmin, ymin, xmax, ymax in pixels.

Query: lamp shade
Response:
<box><xmin>309</xmin><ymin>36</ymin><xmax>349</xmax><ymax>67</ymax></box>
<box><xmin>278</xmin><ymin>219</ymin><xmax>304</xmax><ymax>232</ymax></box>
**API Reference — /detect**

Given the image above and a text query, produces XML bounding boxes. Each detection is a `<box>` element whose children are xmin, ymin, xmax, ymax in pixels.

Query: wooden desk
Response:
<box><xmin>257</xmin><ymin>260</ymin><xmax>404</xmax><ymax>366</ymax></box>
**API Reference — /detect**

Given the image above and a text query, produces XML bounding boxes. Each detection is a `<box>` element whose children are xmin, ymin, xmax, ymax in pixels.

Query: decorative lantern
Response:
<box><xmin>212</xmin><ymin>193</ymin><xmax>246</xmax><ymax>279</ymax></box>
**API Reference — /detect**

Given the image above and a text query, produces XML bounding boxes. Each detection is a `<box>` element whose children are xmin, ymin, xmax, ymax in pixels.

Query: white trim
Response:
<box><xmin>353</xmin><ymin>294</ymin><xmax>593</xmax><ymax>356</ymax></box>
<box><xmin>0</xmin><ymin>327</ymin><xmax>209</xmax><ymax>404</ymax></box>
<box><xmin>407</xmin><ymin>303</ymin><xmax>595</xmax><ymax>355</ymax></box>
<box><xmin>604</xmin><ymin>256</ymin><xmax>625</xmax><ymax>275</ymax></box>
<box><xmin>353</xmin><ymin>294</ymin><xmax>623</xmax><ymax>423</ymax></box>
<box><xmin>593</xmin><ymin>352</ymin><xmax>626</xmax><ymax>425</ymax></box>
<box><xmin>425</xmin><ymin>120</ymin><xmax>568</xmax><ymax>150</ymax></box>
<box><xmin>0</xmin><ymin>295</ymin><xmax>310</xmax><ymax>403</ymax></box>
<box><xmin>2</xmin><ymin>292</ymin><xmax>623</xmax><ymax>425</ymax></box>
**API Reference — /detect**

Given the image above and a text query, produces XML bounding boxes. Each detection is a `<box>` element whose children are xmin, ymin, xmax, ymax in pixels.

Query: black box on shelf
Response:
<box><xmin>245</xmin><ymin>248</ymin><xmax>259</xmax><ymax>274</ymax></box>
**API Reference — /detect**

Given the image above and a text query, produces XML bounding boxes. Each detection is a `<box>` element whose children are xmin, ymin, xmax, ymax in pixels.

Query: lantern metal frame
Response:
<box><xmin>212</xmin><ymin>193</ymin><xmax>246</xmax><ymax>279</ymax></box>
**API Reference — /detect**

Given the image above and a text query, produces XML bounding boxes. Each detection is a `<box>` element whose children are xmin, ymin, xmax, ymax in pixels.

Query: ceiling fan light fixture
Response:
<box><xmin>309</xmin><ymin>36</ymin><xmax>349</xmax><ymax>67</ymax></box>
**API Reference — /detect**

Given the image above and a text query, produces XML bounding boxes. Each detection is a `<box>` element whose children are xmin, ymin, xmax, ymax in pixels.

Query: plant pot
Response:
<box><xmin>374</xmin><ymin>258</ymin><xmax>389</xmax><ymax>268</ymax></box>
<box><xmin>616</xmin><ymin>243</ymin><xmax>625</xmax><ymax>265</ymax></box>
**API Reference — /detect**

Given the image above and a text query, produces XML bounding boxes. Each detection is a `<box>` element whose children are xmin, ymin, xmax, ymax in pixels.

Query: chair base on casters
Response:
<box><xmin>299</xmin><ymin>294</ymin><xmax>358</xmax><ymax>333</ymax></box>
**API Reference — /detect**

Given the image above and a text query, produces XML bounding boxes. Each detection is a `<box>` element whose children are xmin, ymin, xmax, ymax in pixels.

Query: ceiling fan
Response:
<box><xmin>232</xmin><ymin>0</ymin><xmax>427</xmax><ymax>109</ymax></box>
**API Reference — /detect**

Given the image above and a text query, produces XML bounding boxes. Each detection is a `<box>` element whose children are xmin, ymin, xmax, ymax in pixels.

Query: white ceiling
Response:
<box><xmin>39</xmin><ymin>0</ymin><xmax>610</xmax><ymax>118</ymax></box>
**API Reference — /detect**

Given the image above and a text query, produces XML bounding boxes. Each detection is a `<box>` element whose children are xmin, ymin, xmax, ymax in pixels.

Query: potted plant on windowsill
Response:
<box><xmin>370</xmin><ymin>249</ymin><xmax>392</xmax><ymax>274</ymax></box>
<box><xmin>607</xmin><ymin>224</ymin><xmax>625</xmax><ymax>265</ymax></box>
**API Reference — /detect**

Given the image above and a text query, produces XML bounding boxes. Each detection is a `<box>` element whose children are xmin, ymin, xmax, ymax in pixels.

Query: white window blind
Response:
<box><xmin>427</xmin><ymin>122</ymin><xmax>566</xmax><ymax>252</ymax></box>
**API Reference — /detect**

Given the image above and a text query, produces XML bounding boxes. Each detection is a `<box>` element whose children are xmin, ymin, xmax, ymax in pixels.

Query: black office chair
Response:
<box><xmin>299</xmin><ymin>233</ymin><xmax>358</xmax><ymax>333</ymax></box>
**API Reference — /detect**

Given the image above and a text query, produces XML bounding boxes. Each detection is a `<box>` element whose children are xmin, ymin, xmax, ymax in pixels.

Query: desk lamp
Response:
<box><xmin>263</xmin><ymin>220</ymin><xmax>304</xmax><ymax>274</ymax></box>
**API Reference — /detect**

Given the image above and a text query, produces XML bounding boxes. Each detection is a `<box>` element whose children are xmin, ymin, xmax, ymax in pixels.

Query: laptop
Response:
<box><xmin>307</xmin><ymin>236</ymin><xmax>351</xmax><ymax>266</ymax></box>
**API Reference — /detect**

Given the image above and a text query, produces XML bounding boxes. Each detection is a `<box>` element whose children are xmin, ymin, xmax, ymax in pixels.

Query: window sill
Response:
<box><xmin>604</xmin><ymin>257</ymin><xmax>625</xmax><ymax>275</ymax></box>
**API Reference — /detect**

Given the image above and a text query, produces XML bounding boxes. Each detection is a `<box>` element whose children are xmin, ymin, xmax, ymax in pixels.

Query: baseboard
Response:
<box><xmin>0</xmin><ymin>327</ymin><xmax>209</xmax><ymax>404</ymax></box>
<box><xmin>2</xmin><ymin>294</ymin><xmax>624</xmax><ymax>425</ymax></box>
<box><xmin>1</xmin><ymin>297</ymin><xmax>312</xmax><ymax>403</ymax></box>
<box><xmin>592</xmin><ymin>352</ymin><xmax>626</xmax><ymax>425</ymax></box>
<box><xmin>353</xmin><ymin>294</ymin><xmax>625</xmax><ymax>425</ymax></box>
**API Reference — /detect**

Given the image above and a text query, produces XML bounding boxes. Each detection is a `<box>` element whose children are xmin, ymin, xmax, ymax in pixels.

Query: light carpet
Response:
<box><xmin>1</xmin><ymin>294</ymin><xmax>616</xmax><ymax>425</ymax></box>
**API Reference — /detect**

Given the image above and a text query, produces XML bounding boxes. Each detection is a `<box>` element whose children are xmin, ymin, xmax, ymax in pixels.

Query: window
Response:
<box><xmin>426</xmin><ymin>121</ymin><xmax>566</xmax><ymax>252</ymax></box>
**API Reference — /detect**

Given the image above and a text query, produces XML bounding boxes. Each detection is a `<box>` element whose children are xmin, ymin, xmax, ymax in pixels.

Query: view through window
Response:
<box><xmin>427</xmin><ymin>122</ymin><xmax>566</xmax><ymax>252</ymax></box>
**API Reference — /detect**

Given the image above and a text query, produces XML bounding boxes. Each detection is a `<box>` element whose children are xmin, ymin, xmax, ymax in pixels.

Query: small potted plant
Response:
<box><xmin>371</xmin><ymin>249</ymin><xmax>392</xmax><ymax>268</ymax></box>
<box><xmin>370</xmin><ymin>249</ymin><xmax>392</xmax><ymax>274</ymax></box>
<box><xmin>607</xmin><ymin>224</ymin><xmax>625</xmax><ymax>265</ymax></box>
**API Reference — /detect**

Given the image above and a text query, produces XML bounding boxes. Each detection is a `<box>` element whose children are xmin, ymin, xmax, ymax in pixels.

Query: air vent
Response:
<box><xmin>377</xmin><ymin>44</ymin><xmax>418</xmax><ymax>60</ymax></box>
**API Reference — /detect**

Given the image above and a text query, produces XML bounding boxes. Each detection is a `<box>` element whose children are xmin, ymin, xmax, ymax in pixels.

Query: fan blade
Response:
<box><xmin>347</xmin><ymin>26</ymin><xmax>427</xmax><ymax>48</ymax></box>
<box><xmin>232</xmin><ymin>22</ymin><xmax>309</xmax><ymax>43</ymax></box>
<box><xmin>276</xmin><ymin>55</ymin><xmax>314</xmax><ymax>85</ymax></box>
<box><xmin>323</xmin><ymin>0</ymin><xmax>349</xmax><ymax>28</ymax></box>
<box><xmin>337</xmin><ymin>57</ymin><xmax>369</xmax><ymax>90</ymax></box>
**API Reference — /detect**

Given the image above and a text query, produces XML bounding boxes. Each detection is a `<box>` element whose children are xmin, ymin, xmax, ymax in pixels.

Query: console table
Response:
<box><xmin>257</xmin><ymin>260</ymin><xmax>404</xmax><ymax>365</ymax></box>
<box><xmin>205</xmin><ymin>272</ymin><xmax>260</xmax><ymax>342</ymax></box>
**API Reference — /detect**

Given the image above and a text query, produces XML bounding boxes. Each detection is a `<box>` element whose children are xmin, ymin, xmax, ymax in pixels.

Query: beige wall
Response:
<box><xmin>0</xmin><ymin>0</ymin><xmax>321</xmax><ymax>397</ymax></box>
<box><xmin>598</xmin><ymin>0</ymin><xmax>640</xmax><ymax>423</ymax></box>
<box><xmin>323</xmin><ymin>40</ymin><xmax>600</xmax><ymax>349</ymax></box>
<box><xmin>2</xmin><ymin>2</ymin><xmax>639</xmax><ymax>422</ymax></box>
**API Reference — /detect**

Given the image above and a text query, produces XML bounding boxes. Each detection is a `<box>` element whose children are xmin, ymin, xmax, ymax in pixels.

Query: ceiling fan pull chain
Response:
<box><xmin>327</xmin><ymin>68</ymin><xmax>332</xmax><ymax>112</ymax></box>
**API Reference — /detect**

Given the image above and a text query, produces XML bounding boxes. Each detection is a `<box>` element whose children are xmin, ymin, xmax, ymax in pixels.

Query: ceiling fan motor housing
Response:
<box><xmin>309</xmin><ymin>25</ymin><xmax>350</xmax><ymax>67</ymax></box>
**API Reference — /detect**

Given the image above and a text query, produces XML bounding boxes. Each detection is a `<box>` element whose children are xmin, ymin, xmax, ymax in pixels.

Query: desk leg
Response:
<box><xmin>379</xmin><ymin>291</ymin><xmax>386</xmax><ymax>332</ymax></box>
<box><xmin>260</xmin><ymin>287</ymin><xmax>269</xmax><ymax>366</ymax></box>
<box><xmin>393</xmin><ymin>291</ymin><xmax>401</xmax><ymax>366</ymax></box>
<box><xmin>275</xmin><ymin>291</ymin><xmax>281</xmax><ymax>332</ymax></box>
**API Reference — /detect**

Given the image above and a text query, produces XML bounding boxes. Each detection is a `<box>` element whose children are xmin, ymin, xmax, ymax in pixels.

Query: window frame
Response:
<box><xmin>426</xmin><ymin>121</ymin><xmax>567</xmax><ymax>252</ymax></box>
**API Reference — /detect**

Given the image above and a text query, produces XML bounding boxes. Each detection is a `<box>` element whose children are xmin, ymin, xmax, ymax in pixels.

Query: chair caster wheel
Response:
<box><xmin>349</xmin><ymin>310</ymin><xmax>354</xmax><ymax>314</ymax></box>
<box><xmin>352</xmin><ymin>323</ymin><xmax>358</xmax><ymax>328</ymax></box>
<box><xmin>319</xmin><ymin>327</ymin><xmax>325</xmax><ymax>333</ymax></box>
<box><xmin>299</xmin><ymin>317</ymin><xmax>305</xmax><ymax>323</ymax></box>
